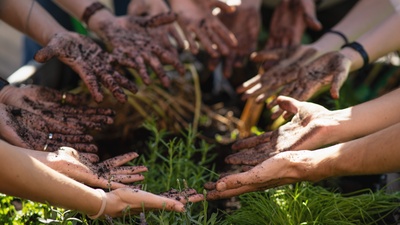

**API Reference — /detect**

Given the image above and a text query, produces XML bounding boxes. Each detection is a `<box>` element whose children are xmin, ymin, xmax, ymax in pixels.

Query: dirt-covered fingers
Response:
<box><xmin>140</xmin><ymin>50</ymin><xmax>171</xmax><ymax>87</ymax></box>
<box><xmin>104</xmin><ymin>174</ymin><xmax>145</xmax><ymax>184</ymax></box>
<box><xmin>134</xmin><ymin>11</ymin><xmax>177</xmax><ymax>28</ymax></box>
<box><xmin>109</xmin><ymin>165</ymin><xmax>148</xmax><ymax>175</ymax></box>
<box><xmin>236</xmin><ymin>74</ymin><xmax>262</xmax><ymax>94</ymax></box>
<box><xmin>159</xmin><ymin>188</ymin><xmax>204</xmax><ymax>204</ymax></box>
<box><xmin>225</xmin><ymin>150</ymin><xmax>271</xmax><ymax>166</ymax></box>
<box><xmin>193</xmin><ymin>23</ymin><xmax>220</xmax><ymax>58</ymax></box>
<box><xmin>150</xmin><ymin>44</ymin><xmax>185</xmax><ymax>75</ymax></box>
<box><xmin>97</xmin><ymin>71</ymin><xmax>128</xmax><ymax>103</ymax></box>
<box><xmin>99</xmin><ymin>152</ymin><xmax>140</xmax><ymax>169</ymax></box>
<box><xmin>232</xmin><ymin>132</ymin><xmax>272</xmax><ymax>150</ymax></box>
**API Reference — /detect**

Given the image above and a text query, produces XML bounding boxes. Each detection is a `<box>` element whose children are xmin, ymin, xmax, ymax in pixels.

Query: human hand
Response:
<box><xmin>103</xmin><ymin>187</ymin><xmax>204</xmax><ymax>217</ymax></box>
<box><xmin>0</xmin><ymin>85</ymin><xmax>114</xmax><ymax>131</ymax></box>
<box><xmin>239</xmin><ymin>45</ymin><xmax>318</xmax><ymax>102</ymax></box>
<box><xmin>0</xmin><ymin>103</ymin><xmax>98</xmax><ymax>152</ymax></box>
<box><xmin>128</xmin><ymin>0</ymin><xmax>184</xmax><ymax>52</ymax></box>
<box><xmin>267</xmin><ymin>0</ymin><xmax>322</xmax><ymax>49</ymax></box>
<box><xmin>44</xmin><ymin>147</ymin><xmax>147</xmax><ymax>189</ymax></box>
<box><xmin>225</xmin><ymin>96</ymin><xmax>338</xmax><ymax>166</ymax></box>
<box><xmin>34</xmin><ymin>31</ymin><xmax>137</xmax><ymax>103</ymax></box>
<box><xmin>267</xmin><ymin>51</ymin><xmax>351</xmax><ymax>118</ymax></box>
<box><xmin>208</xmin><ymin>1</ymin><xmax>261</xmax><ymax>77</ymax></box>
<box><xmin>95</xmin><ymin>13</ymin><xmax>184</xmax><ymax>88</ymax></box>
<box><xmin>170</xmin><ymin>0</ymin><xmax>237</xmax><ymax>58</ymax></box>
<box><xmin>205</xmin><ymin>150</ymin><xmax>316</xmax><ymax>200</ymax></box>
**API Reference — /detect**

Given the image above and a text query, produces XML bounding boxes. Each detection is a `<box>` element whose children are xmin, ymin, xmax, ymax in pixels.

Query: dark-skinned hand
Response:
<box><xmin>208</xmin><ymin>1</ymin><xmax>261</xmax><ymax>78</ymax></box>
<box><xmin>30</xmin><ymin>147</ymin><xmax>147</xmax><ymax>189</ymax></box>
<box><xmin>0</xmin><ymin>85</ymin><xmax>114</xmax><ymax>131</ymax></box>
<box><xmin>170</xmin><ymin>0</ymin><xmax>237</xmax><ymax>58</ymax></box>
<box><xmin>238</xmin><ymin>45</ymin><xmax>318</xmax><ymax>102</ymax></box>
<box><xmin>96</xmin><ymin>13</ymin><xmax>185</xmax><ymax>88</ymax></box>
<box><xmin>205</xmin><ymin>150</ymin><xmax>317</xmax><ymax>200</ymax></box>
<box><xmin>225</xmin><ymin>96</ymin><xmax>340</xmax><ymax>166</ymax></box>
<box><xmin>34</xmin><ymin>31</ymin><xmax>137</xmax><ymax>103</ymax></box>
<box><xmin>128</xmin><ymin>0</ymin><xmax>184</xmax><ymax>54</ymax></box>
<box><xmin>268</xmin><ymin>51</ymin><xmax>351</xmax><ymax>119</ymax></box>
<box><xmin>0</xmin><ymin>103</ymin><xmax>98</xmax><ymax>152</ymax></box>
<box><xmin>267</xmin><ymin>0</ymin><xmax>322</xmax><ymax>49</ymax></box>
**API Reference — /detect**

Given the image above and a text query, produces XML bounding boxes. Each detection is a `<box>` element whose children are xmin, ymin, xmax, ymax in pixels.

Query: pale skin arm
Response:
<box><xmin>0</xmin><ymin>140</ymin><xmax>102</xmax><ymax>216</ymax></box>
<box><xmin>327</xmin><ymin>87</ymin><xmax>400</xmax><ymax>144</ymax></box>
<box><xmin>311</xmin><ymin>0</ymin><xmax>395</xmax><ymax>52</ymax></box>
<box><xmin>0</xmin><ymin>140</ymin><xmax>202</xmax><ymax>217</ymax></box>
<box><xmin>0</xmin><ymin>0</ymin><xmax>65</xmax><ymax>45</ymax></box>
<box><xmin>342</xmin><ymin>10</ymin><xmax>400</xmax><ymax>71</ymax></box>
<box><xmin>206</xmin><ymin>122</ymin><xmax>400</xmax><ymax>199</ymax></box>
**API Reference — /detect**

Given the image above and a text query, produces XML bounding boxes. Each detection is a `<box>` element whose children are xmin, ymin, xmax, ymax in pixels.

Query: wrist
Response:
<box><xmin>103</xmin><ymin>191</ymin><xmax>128</xmax><ymax>217</ymax></box>
<box><xmin>85</xmin><ymin>5</ymin><xmax>115</xmax><ymax>33</ymax></box>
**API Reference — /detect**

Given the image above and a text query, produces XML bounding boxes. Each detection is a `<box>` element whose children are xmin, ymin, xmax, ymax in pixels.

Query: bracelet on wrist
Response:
<box><xmin>342</xmin><ymin>42</ymin><xmax>370</xmax><ymax>71</ymax></box>
<box><xmin>82</xmin><ymin>2</ymin><xmax>108</xmax><ymax>25</ymax></box>
<box><xmin>88</xmin><ymin>189</ymin><xmax>107</xmax><ymax>220</ymax></box>
<box><xmin>0</xmin><ymin>76</ymin><xmax>10</xmax><ymax>92</ymax></box>
<box><xmin>326</xmin><ymin>29</ymin><xmax>349</xmax><ymax>46</ymax></box>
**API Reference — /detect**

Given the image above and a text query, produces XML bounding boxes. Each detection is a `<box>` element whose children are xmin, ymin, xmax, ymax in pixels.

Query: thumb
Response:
<box><xmin>330</xmin><ymin>68</ymin><xmax>349</xmax><ymax>99</ymax></box>
<box><xmin>276</xmin><ymin>96</ymin><xmax>301</xmax><ymax>114</ymax></box>
<box><xmin>34</xmin><ymin>46</ymin><xmax>57</xmax><ymax>63</ymax></box>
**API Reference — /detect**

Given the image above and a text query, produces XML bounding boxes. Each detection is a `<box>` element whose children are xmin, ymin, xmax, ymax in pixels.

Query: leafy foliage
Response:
<box><xmin>222</xmin><ymin>182</ymin><xmax>400</xmax><ymax>225</ymax></box>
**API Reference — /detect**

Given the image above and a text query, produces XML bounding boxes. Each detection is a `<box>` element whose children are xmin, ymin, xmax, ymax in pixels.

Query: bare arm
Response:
<box><xmin>206</xmin><ymin>122</ymin><xmax>400</xmax><ymax>199</ymax></box>
<box><xmin>0</xmin><ymin>140</ymin><xmax>102</xmax><ymax>215</ymax></box>
<box><xmin>0</xmin><ymin>0</ymin><xmax>65</xmax><ymax>45</ymax></box>
<box><xmin>328</xmin><ymin>87</ymin><xmax>400</xmax><ymax>144</ymax></box>
<box><xmin>0</xmin><ymin>140</ymin><xmax>203</xmax><ymax>217</ymax></box>
<box><xmin>312</xmin><ymin>0</ymin><xmax>395</xmax><ymax>51</ymax></box>
<box><xmin>316</xmin><ymin>122</ymin><xmax>400</xmax><ymax>179</ymax></box>
<box><xmin>343</xmin><ymin>12</ymin><xmax>400</xmax><ymax>70</ymax></box>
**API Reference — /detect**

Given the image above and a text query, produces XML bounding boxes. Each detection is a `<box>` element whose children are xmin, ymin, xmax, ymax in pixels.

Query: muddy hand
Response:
<box><xmin>170</xmin><ymin>0</ymin><xmax>237</xmax><ymax>58</ymax></box>
<box><xmin>206</xmin><ymin>150</ymin><xmax>313</xmax><ymax>200</ymax></box>
<box><xmin>106</xmin><ymin>186</ymin><xmax>203</xmax><ymax>216</ymax></box>
<box><xmin>46</xmin><ymin>147</ymin><xmax>147</xmax><ymax>189</ymax></box>
<box><xmin>159</xmin><ymin>188</ymin><xmax>204</xmax><ymax>204</ymax></box>
<box><xmin>0</xmin><ymin>85</ymin><xmax>114</xmax><ymax>131</ymax></box>
<box><xmin>208</xmin><ymin>2</ymin><xmax>261</xmax><ymax>77</ymax></box>
<box><xmin>239</xmin><ymin>46</ymin><xmax>318</xmax><ymax>102</ymax></box>
<box><xmin>96</xmin><ymin>14</ymin><xmax>184</xmax><ymax>88</ymax></box>
<box><xmin>0</xmin><ymin>104</ymin><xmax>98</xmax><ymax>152</ymax></box>
<box><xmin>268</xmin><ymin>51</ymin><xmax>351</xmax><ymax>118</ymax></box>
<box><xmin>128</xmin><ymin>0</ymin><xmax>184</xmax><ymax>53</ymax></box>
<box><xmin>226</xmin><ymin>96</ymin><xmax>337</xmax><ymax>166</ymax></box>
<box><xmin>267</xmin><ymin>0</ymin><xmax>322</xmax><ymax>49</ymax></box>
<box><xmin>34</xmin><ymin>31</ymin><xmax>137</xmax><ymax>103</ymax></box>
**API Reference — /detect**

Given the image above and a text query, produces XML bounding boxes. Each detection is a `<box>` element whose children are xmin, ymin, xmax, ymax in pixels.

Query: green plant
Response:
<box><xmin>0</xmin><ymin>194</ymin><xmax>82</xmax><ymax>225</ymax></box>
<box><xmin>107</xmin><ymin>121</ymin><xmax>221</xmax><ymax>225</ymax></box>
<box><xmin>222</xmin><ymin>182</ymin><xmax>400</xmax><ymax>225</ymax></box>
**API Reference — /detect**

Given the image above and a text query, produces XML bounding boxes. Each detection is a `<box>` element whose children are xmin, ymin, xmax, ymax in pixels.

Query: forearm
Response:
<box><xmin>341</xmin><ymin>11</ymin><xmax>400</xmax><ymax>71</ymax></box>
<box><xmin>312</xmin><ymin>0</ymin><xmax>394</xmax><ymax>52</ymax></box>
<box><xmin>0</xmin><ymin>0</ymin><xmax>65</xmax><ymax>45</ymax></box>
<box><xmin>53</xmin><ymin>0</ymin><xmax>115</xmax><ymax>33</ymax></box>
<box><xmin>316</xmin><ymin>122</ymin><xmax>400</xmax><ymax>179</ymax></box>
<box><xmin>0</xmin><ymin>141</ymin><xmax>101</xmax><ymax>216</ymax></box>
<box><xmin>329</xmin><ymin>87</ymin><xmax>400</xmax><ymax>143</ymax></box>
